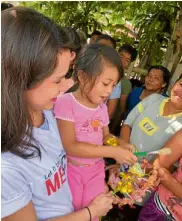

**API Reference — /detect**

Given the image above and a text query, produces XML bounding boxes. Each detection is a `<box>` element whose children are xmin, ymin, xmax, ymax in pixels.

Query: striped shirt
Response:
<box><xmin>154</xmin><ymin>192</ymin><xmax>176</xmax><ymax>221</ymax></box>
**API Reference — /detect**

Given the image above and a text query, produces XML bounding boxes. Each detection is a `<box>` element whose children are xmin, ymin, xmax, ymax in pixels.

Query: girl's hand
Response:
<box><xmin>88</xmin><ymin>192</ymin><xmax>114</xmax><ymax>218</ymax></box>
<box><xmin>118</xmin><ymin>139</ymin><xmax>136</xmax><ymax>152</ymax></box>
<box><xmin>113</xmin><ymin>147</ymin><xmax>137</xmax><ymax>165</ymax></box>
<box><xmin>104</xmin><ymin>182</ymin><xmax>109</xmax><ymax>193</ymax></box>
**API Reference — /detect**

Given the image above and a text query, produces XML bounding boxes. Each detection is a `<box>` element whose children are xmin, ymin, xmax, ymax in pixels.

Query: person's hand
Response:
<box><xmin>108</xmin><ymin>164</ymin><xmax>120</xmax><ymax>177</ymax></box>
<box><xmin>88</xmin><ymin>192</ymin><xmax>114</xmax><ymax>218</ymax></box>
<box><xmin>118</xmin><ymin>139</ymin><xmax>136</xmax><ymax>152</ymax></box>
<box><xmin>157</xmin><ymin>167</ymin><xmax>171</xmax><ymax>181</ymax></box>
<box><xmin>112</xmin><ymin>147</ymin><xmax>137</xmax><ymax>165</ymax></box>
<box><xmin>149</xmin><ymin>167</ymin><xmax>170</xmax><ymax>187</ymax></box>
<box><xmin>104</xmin><ymin>182</ymin><xmax>109</xmax><ymax>193</ymax></box>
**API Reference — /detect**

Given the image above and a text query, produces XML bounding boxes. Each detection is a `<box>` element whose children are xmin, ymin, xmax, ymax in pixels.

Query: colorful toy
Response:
<box><xmin>134</xmin><ymin>148</ymin><xmax>171</xmax><ymax>157</ymax></box>
<box><xmin>104</xmin><ymin>134</ymin><xmax>171</xmax><ymax>207</ymax></box>
<box><xmin>108</xmin><ymin>160</ymin><xmax>159</xmax><ymax>207</ymax></box>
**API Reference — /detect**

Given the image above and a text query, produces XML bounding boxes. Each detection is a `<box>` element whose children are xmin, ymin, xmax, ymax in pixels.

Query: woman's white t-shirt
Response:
<box><xmin>1</xmin><ymin>110</ymin><xmax>73</xmax><ymax>219</ymax></box>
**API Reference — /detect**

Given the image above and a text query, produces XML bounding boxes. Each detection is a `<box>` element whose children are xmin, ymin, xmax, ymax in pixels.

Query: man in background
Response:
<box><xmin>1</xmin><ymin>2</ymin><xmax>13</xmax><ymax>11</ymax></box>
<box><xmin>108</xmin><ymin>44</ymin><xmax>137</xmax><ymax>134</ymax></box>
<box><xmin>90</xmin><ymin>30</ymin><xmax>102</xmax><ymax>44</ymax></box>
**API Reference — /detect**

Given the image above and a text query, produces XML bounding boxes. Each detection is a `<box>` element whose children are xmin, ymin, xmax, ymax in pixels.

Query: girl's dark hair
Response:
<box><xmin>2</xmin><ymin>7</ymin><xmax>73</xmax><ymax>158</ymax></box>
<box><xmin>71</xmin><ymin>44</ymin><xmax>123</xmax><ymax>89</ymax></box>
<box><xmin>148</xmin><ymin>65</ymin><xmax>171</xmax><ymax>92</ymax></box>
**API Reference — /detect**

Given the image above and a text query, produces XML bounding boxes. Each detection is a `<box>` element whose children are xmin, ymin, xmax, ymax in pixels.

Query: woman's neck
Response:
<box><xmin>29</xmin><ymin>109</ymin><xmax>44</xmax><ymax>127</ymax></box>
<box><xmin>141</xmin><ymin>88</ymin><xmax>161</xmax><ymax>100</ymax></box>
<box><xmin>163</xmin><ymin>100</ymin><xmax>182</xmax><ymax>116</ymax></box>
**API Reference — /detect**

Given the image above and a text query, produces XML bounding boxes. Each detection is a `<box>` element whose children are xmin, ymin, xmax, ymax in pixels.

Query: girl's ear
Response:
<box><xmin>77</xmin><ymin>70</ymin><xmax>86</xmax><ymax>86</ymax></box>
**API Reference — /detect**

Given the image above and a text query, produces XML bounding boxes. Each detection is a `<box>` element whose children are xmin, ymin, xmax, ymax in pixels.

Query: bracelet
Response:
<box><xmin>85</xmin><ymin>206</ymin><xmax>92</xmax><ymax>221</ymax></box>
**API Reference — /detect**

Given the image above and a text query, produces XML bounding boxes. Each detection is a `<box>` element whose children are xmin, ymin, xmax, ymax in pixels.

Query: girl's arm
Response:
<box><xmin>2</xmin><ymin>193</ymin><xmax>114</xmax><ymax>221</ymax></box>
<box><xmin>57</xmin><ymin>120</ymin><xmax>137</xmax><ymax>165</ymax></box>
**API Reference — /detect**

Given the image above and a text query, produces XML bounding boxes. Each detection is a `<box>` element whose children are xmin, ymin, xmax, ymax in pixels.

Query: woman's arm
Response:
<box><xmin>153</xmin><ymin>129</ymin><xmax>182</xmax><ymax>170</ymax></box>
<box><xmin>2</xmin><ymin>202</ymin><xmax>90</xmax><ymax>221</ymax></box>
<box><xmin>107</xmin><ymin>99</ymin><xmax>119</xmax><ymax>119</ymax></box>
<box><xmin>157</xmin><ymin>167</ymin><xmax>182</xmax><ymax>199</ymax></box>
<box><xmin>153</xmin><ymin>129</ymin><xmax>182</xmax><ymax>197</ymax></box>
<box><xmin>120</xmin><ymin>124</ymin><xmax>131</xmax><ymax>142</ymax></box>
<box><xmin>57</xmin><ymin>120</ymin><xmax>137</xmax><ymax>165</ymax></box>
<box><xmin>2</xmin><ymin>193</ymin><xmax>114</xmax><ymax>221</ymax></box>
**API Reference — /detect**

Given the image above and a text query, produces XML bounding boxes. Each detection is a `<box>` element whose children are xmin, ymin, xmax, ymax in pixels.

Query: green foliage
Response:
<box><xmin>20</xmin><ymin>1</ymin><xmax>180</xmax><ymax>67</ymax></box>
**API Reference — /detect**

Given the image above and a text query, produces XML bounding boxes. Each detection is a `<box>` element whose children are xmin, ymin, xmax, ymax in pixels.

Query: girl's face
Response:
<box><xmin>81</xmin><ymin>64</ymin><xmax>119</xmax><ymax>105</ymax></box>
<box><xmin>170</xmin><ymin>77</ymin><xmax>182</xmax><ymax>110</ymax></box>
<box><xmin>145</xmin><ymin>69</ymin><xmax>166</xmax><ymax>92</ymax></box>
<box><xmin>24</xmin><ymin>49</ymin><xmax>74</xmax><ymax>111</ymax></box>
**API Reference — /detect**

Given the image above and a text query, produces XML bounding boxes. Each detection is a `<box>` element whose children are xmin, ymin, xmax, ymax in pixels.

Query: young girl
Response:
<box><xmin>139</xmin><ymin>129</ymin><xmax>182</xmax><ymax>221</ymax></box>
<box><xmin>2</xmin><ymin>7</ymin><xmax>116</xmax><ymax>221</ymax></box>
<box><xmin>54</xmin><ymin>44</ymin><xmax>137</xmax><ymax>220</ymax></box>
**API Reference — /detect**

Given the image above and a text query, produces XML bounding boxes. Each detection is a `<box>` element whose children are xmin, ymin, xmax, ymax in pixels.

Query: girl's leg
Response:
<box><xmin>67</xmin><ymin>164</ymin><xmax>83</xmax><ymax>211</ymax></box>
<box><xmin>139</xmin><ymin>193</ymin><xmax>167</xmax><ymax>221</ymax></box>
<box><xmin>82</xmin><ymin>161</ymin><xmax>105</xmax><ymax>221</ymax></box>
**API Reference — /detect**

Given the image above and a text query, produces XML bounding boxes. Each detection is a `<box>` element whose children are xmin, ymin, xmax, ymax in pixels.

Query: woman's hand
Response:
<box><xmin>149</xmin><ymin>167</ymin><xmax>170</xmax><ymax>187</ymax></box>
<box><xmin>157</xmin><ymin>167</ymin><xmax>171</xmax><ymax>181</ymax></box>
<box><xmin>88</xmin><ymin>192</ymin><xmax>115</xmax><ymax>218</ymax></box>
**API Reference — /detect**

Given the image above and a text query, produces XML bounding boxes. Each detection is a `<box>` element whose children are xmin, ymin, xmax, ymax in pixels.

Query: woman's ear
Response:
<box><xmin>162</xmin><ymin>82</ymin><xmax>167</xmax><ymax>88</ymax></box>
<box><xmin>70</xmin><ymin>51</ymin><xmax>76</xmax><ymax>61</ymax></box>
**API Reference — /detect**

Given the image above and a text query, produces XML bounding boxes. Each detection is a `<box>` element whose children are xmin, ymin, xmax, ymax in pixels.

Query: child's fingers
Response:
<box><xmin>105</xmin><ymin>191</ymin><xmax>114</xmax><ymax>197</ymax></box>
<box><xmin>113</xmin><ymin>196</ymin><xmax>121</xmax><ymax>204</ymax></box>
<box><xmin>124</xmin><ymin>155</ymin><xmax>137</xmax><ymax>165</ymax></box>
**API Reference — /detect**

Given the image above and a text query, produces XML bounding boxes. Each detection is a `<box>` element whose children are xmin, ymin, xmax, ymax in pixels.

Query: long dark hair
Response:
<box><xmin>2</xmin><ymin>7</ymin><xmax>73</xmax><ymax>158</ymax></box>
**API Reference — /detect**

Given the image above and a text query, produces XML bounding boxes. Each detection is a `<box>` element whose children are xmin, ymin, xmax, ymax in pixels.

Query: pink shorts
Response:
<box><xmin>68</xmin><ymin>160</ymin><xmax>105</xmax><ymax>221</ymax></box>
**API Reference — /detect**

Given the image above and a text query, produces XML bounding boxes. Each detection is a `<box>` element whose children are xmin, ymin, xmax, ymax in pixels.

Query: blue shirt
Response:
<box><xmin>127</xmin><ymin>87</ymin><xmax>168</xmax><ymax>114</ymax></box>
<box><xmin>108</xmin><ymin>82</ymin><xmax>121</xmax><ymax>99</ymax></box>
<box><xmin>127</xmin><ymin>87</ymin><xmax>144</xmax><ymax>113</ymax></box>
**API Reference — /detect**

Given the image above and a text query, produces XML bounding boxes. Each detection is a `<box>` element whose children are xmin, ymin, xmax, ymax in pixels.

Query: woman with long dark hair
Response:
<box><xmin>1</xmin><ymin>7</ymin><xmax>115</xmax><ymax>221</ymax></box>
